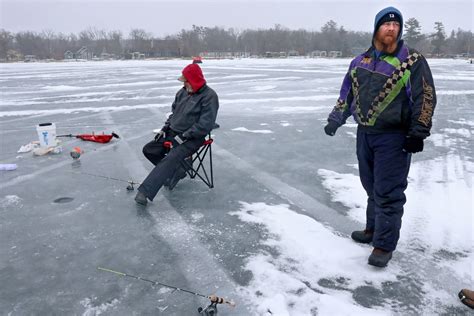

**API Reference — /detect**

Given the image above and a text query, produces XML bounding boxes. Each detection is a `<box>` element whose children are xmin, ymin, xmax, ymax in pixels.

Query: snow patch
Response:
<box><xmin>437</xmin><ymin>90</ymin><xmax>474</xmax><ymax>95</ymax></box>
<box><xmin>219</xmin><ymin>74</ymin><xmax>267</xmax><ymax>80</ymax></box>
<box><xmin>190</xmin><ymin>212</ymin><xmax>204</xmax><ymax>222</ymax></box>
<box><xmin>318</xmin><ymin>154</ymin><xmax>473</xmax><ymax>282</ymax></box>
<box><xmin>221</xmin><ymin>95</ymin><xmax>336</xmax><ymax>105</ymax></box>
<box><xmin>0</xmin><ymin>195</ymin><xmax>22</xmax><ymax>209</ymax></box>
<box><xmin>345</xmin><ymin>131</ymin><xmax>357</xmax><ymax>138</ymax></box>
<box><xmin>441</xmin><ymin>128</ymin><xmax>471</xmax><ymax>138</ymax></box>
<box><xmin>447</xmin><ymin>119</ymin><xmax>474</xmax><ymax>127</ymax></box>
<box><xmin>232</xmin><ymin>202</ymin><xmax>396</xmax><ymax>315</ymax></box>
<box><xmin>0</xmin><ymin>103</ymin><xmax>169</xmax><ymax>117</ymax></box>
<box><xmin>80</xmin><ymin>297</ymin><xmax>120</xmax><ymax>316</ymax></box>
<box><xmin>272</xmin><ymin>106</ymin><xmax>327</xmax><ymax>113</ymax></box>
<box><xmin>251</xmin><ymin>85</ymin><xmax>276</xmax><ymax>91</ymax></box>
<box><xmin>427</xmin><ymin>133</ymin><xmax>464</xmax><ymax>148</ymax></box>
<box><xmin>433</xmin><ymin>75</ymin><xmax>474</xmax><ymax>81</ymax></box>
<box><xmin>318</xmin><ymin>169</ymin><xmax>366</xmax><ymax>223</ymax></box>
<box><xmin>231</xmin><ymin>127</ymin><xmax>273</xmax><ymax>134</ymax></box>
<box><xmin>42</xmin><ymin>85</ymin><xmax>82</xmax><ymax>92</ymax></box>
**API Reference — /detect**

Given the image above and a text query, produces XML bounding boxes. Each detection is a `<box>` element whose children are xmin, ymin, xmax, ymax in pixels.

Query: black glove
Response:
<box><xmin>403</xmin><ymin>136</ymin><xmax>424</xmax><ymax>153</ymax></box>
<box><xmin>162</xmin><ymin>124</ymin><xmax>170</xmax><ymax>132</ymax></box>
<box><xmin>173</xmin><ymin>134</ymin><xmax>187</xmax><ymax>146</ymax></box>
<box><xmin>154</xmin><ymin>130</ymin><xmax>165</xmax><ymax>142</ymax></box>
<box><xmin>324</xmin><ymin>121</ymin><xmax>339</xmax><ymax>136</ymax></box>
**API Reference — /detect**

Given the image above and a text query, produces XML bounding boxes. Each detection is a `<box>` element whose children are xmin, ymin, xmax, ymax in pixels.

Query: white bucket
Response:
<box><xmin>36</xmin><ymin>123</ymin><xmax>57</xmax><ymax>147</ymax></box>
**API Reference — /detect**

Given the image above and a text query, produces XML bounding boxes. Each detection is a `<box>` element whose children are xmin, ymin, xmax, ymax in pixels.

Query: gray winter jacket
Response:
<box><xmin>165</xmin><ymin>84</ymin><xmax>219</xmax><ymax>140</ymax></box>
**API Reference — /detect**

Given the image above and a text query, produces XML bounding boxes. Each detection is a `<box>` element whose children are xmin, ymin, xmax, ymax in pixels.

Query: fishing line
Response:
<box><xmin>97</xmin><ymin>267</ymin><xmax>236</xmax><ymax>312</ymax></box>
<box><xmin>69</xmin><ymin>171</ymin><xmax>140</xmax><ymax>190</ymax></box>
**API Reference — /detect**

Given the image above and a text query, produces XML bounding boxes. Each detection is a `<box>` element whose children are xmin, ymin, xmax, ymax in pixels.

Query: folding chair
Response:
<box><xmin>163</xmin><ymin>133</ymin><xmax>214</xmax><ymax>189</ymax></box>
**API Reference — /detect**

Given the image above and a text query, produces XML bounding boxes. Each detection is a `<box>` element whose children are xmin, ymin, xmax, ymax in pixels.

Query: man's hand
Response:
<box><xmin>161</xmin><ymin>124</ymin><xmax>170</xmax><ymax>132</ymax></box>
<box><xmin>403</xmin><ymin>136</ymin><xmax>424</xmax><ymax>153</ymax></box>
<box><xmin>324</xmin><ymin>121</ymin><xmax>339</xmax><ymax>136</ymax></box>
<box><xmin>173</xmin><ymin>134</ymin><xmax>187</xmax><ymax>145</ymax></box>
<box><xmin>154</xmin><ymin>130</ymin><xmax>165</xmax><ymax>142</ymax></box>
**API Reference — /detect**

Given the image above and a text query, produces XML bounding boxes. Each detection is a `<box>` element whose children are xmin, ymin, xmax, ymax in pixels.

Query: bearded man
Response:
<box><xmin>324</xmin><ymin>7</ymin><xmax>436</xmax><ymax>267</ymax></box>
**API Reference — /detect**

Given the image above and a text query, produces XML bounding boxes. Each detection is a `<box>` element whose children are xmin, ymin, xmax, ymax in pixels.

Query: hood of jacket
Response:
<box><xmin>373</xmin><ymin>6</ymin><xmax>404</xmax><ymax>42</ymax></box>
<box><xmin>181</xmin><ymin>64</ymin><xmax>206</xmax><ymax>92</ymax></box>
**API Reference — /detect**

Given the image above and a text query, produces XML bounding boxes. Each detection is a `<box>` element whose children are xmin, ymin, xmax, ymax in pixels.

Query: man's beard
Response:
<box><xmin>376</xmin><ymin>33</ymin><xmax>397</xmax><ymax>52</ymax></box>
<box><xmin>380</xmin><ymin>41</ymin><xmax>393</xmax><ymax>51</ymax></box>
<box><xmin>382</xmin><ymin>35</ymin><xmax>396</xmax><ymax>45</ymax></box>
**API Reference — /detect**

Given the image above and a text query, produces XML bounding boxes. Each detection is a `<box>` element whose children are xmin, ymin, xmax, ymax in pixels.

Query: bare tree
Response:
<box><xmin>15</xmin><ymin>31</ymin><xmax>45</xmax><ymax>58</ymax></box>
<box><xmin>178</xmin><ymin>25</ymin><xmax>204</xmax><ymax>57</ymax></box>
<box><xmin>107</xmin><ymin>30</ymin><xmax>123</xmax><ymax>56</ymax></box>
<box><xmin>128</xmin><ymin>28</ymin><xmax>152</xmax><ymax>54</ymax></box>
<box><xmin>1</xmin><ymin>21</ymin><xmax>472</xmax><ymax>61</ymax></box>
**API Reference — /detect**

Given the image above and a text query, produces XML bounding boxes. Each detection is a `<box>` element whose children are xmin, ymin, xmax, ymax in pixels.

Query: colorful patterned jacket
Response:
<box><xmin>327</xmin><ymin>40</ymin><xmax>436</xmax><ymax>139</ymax></box>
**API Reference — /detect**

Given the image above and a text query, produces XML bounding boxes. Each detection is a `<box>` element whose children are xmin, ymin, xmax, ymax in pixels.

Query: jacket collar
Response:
<box><xmin>366</xmin><ymin>40</ymin><xmax>405</xmax><ymax>58</ymax></box>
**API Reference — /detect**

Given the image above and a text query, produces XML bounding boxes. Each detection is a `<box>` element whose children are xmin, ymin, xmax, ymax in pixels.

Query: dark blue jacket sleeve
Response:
<box><xmin>328</xmin><ymin>61</ymin><xmax>355</xmax><ymax>126</ymax></box>
<box><xmin>407</xmin><ymin>55</ymin><xmax>436</xmax><ymax>139</ymax></box>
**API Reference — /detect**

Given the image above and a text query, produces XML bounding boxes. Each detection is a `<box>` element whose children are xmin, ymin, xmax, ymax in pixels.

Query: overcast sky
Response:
<box><xmin>1</xmin><ymin>0</ymin><xmax>473</xmax><ymax>37</ymax></box>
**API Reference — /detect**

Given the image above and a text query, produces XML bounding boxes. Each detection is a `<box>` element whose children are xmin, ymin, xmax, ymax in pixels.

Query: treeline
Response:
<box><xmin>0</xmin><ymin>19</ymin><xmax>472</xmax><ymax>61</ymax></box>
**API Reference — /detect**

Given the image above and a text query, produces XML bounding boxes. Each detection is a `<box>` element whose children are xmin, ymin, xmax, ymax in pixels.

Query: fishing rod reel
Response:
<box><xmin>198</xmin><ymin>295</ymin><xmax>231</xmax><ymax>315</ymax></box>
<box><xmin>126</xmin><ymin>180</ymin><xmax>139</xmax><ymax>191</ymax></box>
<box><xmin>97</xmin><ymin>267</ymin><xmax>235</xmax><ymax>314</ymax></box>
<box><xmin>198</xmin><ymin>301</ymin><xmax>218</xmax><ymax>315</ymax></box>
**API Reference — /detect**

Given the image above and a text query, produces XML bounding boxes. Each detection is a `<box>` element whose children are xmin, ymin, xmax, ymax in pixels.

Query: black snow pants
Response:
<box><xmin>138</xmin><ymin>132</ymin><xmax>204</xmax><ymax>201</ymax></box>
<box><xmin>356</xmin><ymin>129</ymin><xmax>411</xmax><ymax>252</ymax></box>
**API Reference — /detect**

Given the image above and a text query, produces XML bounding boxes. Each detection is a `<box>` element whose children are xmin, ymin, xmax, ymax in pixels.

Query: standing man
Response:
<box><xmin>324</xmin><ymin>7</ymin><xmax>436</xmax><ymax>267</ymax></box>
<box><xmin>135</xmin><ymin>63</ymin><xmax>219</xmax><ymax>206</ymax></box>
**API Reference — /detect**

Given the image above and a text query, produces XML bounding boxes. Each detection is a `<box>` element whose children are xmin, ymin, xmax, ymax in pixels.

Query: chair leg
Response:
<box><xmin>180</xmin><ymin>144</ymin><xmax>214</xmax><ymax>189</ymax></box>
<box><xmin>208</xmin><ymin>144</ymin><xmax>214</xmax><ymax>188</ymax></box>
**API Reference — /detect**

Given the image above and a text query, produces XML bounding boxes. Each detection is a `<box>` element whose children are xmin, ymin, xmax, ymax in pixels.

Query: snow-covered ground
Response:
<box><xmin>1</xmin><ymin>58</ymin><xmax>472</xmax><ymax>315</ymax></box>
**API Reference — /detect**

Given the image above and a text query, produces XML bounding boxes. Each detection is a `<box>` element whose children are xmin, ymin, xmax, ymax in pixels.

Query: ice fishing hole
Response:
<box><xmin>53</xmin><ymin>197</ymin><xmax>74</xmax><ymax>203</ymax></box>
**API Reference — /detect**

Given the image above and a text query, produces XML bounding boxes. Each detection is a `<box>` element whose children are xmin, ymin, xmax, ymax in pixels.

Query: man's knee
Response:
<box><xmin>374</xmin><ymin>191</ymin><xmax>406</xmax><ymax>211</ymax></box>
<box><xmin>167</xmin><ymin>146</ymin><xmax>192</xmax><ymax>161</ymax></box>
<box><xmin>143</xmin><ymin>144</ymin><xmax>154</xmax><ymax>160</ymax></box>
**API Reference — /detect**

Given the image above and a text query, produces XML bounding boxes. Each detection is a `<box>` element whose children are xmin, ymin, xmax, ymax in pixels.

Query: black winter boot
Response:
<box><xmin>458</xmin><ymin>289</ymin><xmax>474</xmax><ymax>309</ymax></box>
<box><xmin>368</xmin><ymin>248</ymin><xmax>392</xmax><ymax>267</ymax></box>
<box><xmin>134</xmin><ymin>191</ymin><xmax>148</xmax><ymax>206</ymax></box>
<box><xmin>351</xmin><ymin>229</ymin><xmax>374</xmax><ymax>244</ymax></box>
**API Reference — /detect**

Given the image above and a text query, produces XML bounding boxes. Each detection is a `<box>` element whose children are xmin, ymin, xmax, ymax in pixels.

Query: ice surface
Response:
<box><xmin>1</xmin><ymin>58</ymin><xmax>473</xmax><ymax>315</ymax></box>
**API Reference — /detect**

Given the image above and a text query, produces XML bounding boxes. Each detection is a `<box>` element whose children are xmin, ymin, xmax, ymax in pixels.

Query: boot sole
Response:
<box><xmin>351</xmin><ymin>232</ymin><xmax>373</xmax><ymax>244</ymax></box>
<box><xmin>368</xmin><ymin>253</ymin><xmax>392</xmax><ymax>268</ymax></box>
<box><xmin>134</xmin><ymin>198</ymin><xmax>147</xmax><ymax>206</ymax></box>
<box><xmin>368</xmin><ymin>259</ymin><xmax>388</xmax><ymax>267</ymax></box>
<box><xmin>459</xmin><ymin>290</ymin><xmax>474</xmax><ymax>309</ymax></box>
<box><xmin>351</xmin><ymin>238</ymin><xmax>373</xmax><ymax>244</ymax></box>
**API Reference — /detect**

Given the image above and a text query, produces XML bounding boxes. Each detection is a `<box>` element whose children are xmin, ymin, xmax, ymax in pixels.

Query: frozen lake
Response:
<box><xmin>1</xmin><ymin>58</ymin><xmax>473</xmax><ymax>315</ymax></box>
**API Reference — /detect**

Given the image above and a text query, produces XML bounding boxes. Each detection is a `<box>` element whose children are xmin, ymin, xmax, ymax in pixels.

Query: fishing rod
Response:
<box><xmin>57</xmin><ymin>132</ymin><xmax>119</xmax><ymax>138</ymax></box>
<box><xmin>57</xmin><ymin>132</ymin><xmax>120</xmax><ymax>143</ymax></box>
<box><xmin>70</xmin><ymin>171</ymin><xmax>140</xmax><ymax>191</ymax></box>
<box><xmin>97</xmin><ymin>267</ymin><xmax>236</xmax><ymax>311</ymax></box>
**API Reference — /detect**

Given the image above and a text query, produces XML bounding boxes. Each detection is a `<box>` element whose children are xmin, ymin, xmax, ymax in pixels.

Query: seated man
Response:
<box><xmin>135</xmin><ymin>64</ymin><xmax>219</xmax><ymax>206</ymax></box>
